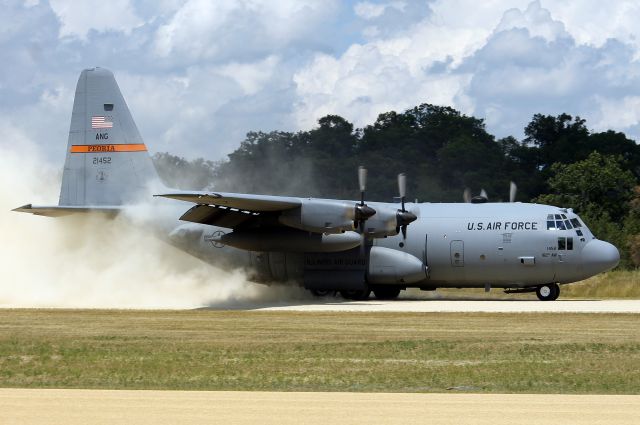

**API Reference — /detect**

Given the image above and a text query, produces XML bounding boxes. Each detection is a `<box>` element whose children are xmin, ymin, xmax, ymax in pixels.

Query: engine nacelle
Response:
<box><xmin>216</xmin><ymin>229</ymin><xmax>362</xmax><ymax>253</ymax></box>
<box><xmin>279</xmin><ymin>199</ymin><xmax>355</xmax><ymax>234</ymax></box>
<box><xmin>367</xmin><ymin>246</ymin><xmax>426</xmax><ymax>284</ymax></box>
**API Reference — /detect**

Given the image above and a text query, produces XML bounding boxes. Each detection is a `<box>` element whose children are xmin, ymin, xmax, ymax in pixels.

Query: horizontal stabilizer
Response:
<box><xmin>12</xmin><ymin>204</ymin><xmax>122</xmax><ymax>217</ymax></box>
<box><xmin>156</xmin><ymin>191</ymin><xmax>300</xmax><ymax>212</ymax></box>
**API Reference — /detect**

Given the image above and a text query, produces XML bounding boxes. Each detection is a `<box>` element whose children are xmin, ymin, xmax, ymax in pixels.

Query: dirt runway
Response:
<box><xmin>1</xmin><ymin>389</ymin><xmax>638</xmax><ymax>425</ymax></box>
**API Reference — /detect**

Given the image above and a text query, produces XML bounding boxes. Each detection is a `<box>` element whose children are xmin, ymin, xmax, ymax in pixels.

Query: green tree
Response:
<box><xmin>534</xmin><ymin>152</ymin><xmax>635</xmax><ymax>221</ymax></box>
<box><xmin>534</xmin><ymin>152</ymin><xmax>636</xmax><ymax>265</ymax></box>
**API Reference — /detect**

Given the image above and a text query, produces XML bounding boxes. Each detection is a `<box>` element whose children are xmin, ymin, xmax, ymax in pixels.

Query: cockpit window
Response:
<box><xmin>547</xmin><ymin>215</ymin><xmax>585</xmax><ymax>231</ymax></box>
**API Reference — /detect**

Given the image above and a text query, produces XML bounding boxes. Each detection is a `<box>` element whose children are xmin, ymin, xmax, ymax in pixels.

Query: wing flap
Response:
<box><xmin>179</xmin><ymin>204</ymin><xmax>259</xmax><ymax>228</ymax></box>
<box><xmin>156</xmin><ymin>191</ymin><xmax>300</xmax><ymax>212</ymax></box>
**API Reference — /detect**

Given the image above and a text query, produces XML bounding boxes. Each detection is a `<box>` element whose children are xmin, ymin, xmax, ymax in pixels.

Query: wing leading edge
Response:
<box><xmin>155</xmin><ymin>192</ymin><xmax>301</xmax><ymax>212</ymax></box>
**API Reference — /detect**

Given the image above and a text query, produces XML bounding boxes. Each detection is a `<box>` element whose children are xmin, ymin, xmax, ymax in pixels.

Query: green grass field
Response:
<box><xmin>0</xmin><ymin>310</ymin><xmax>638</xmax><ymax>394</ymax></box>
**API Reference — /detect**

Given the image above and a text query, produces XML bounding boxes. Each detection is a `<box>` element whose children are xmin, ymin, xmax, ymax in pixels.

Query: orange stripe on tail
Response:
<box><xmin>70</xmin><ymin>144</ymin><xmax>148</xmax><ymax>153</ymax></box>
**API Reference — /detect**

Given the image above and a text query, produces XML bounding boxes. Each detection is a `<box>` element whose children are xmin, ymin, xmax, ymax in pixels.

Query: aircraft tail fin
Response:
<box><xmin>58</xmin><ymin>67</ymin><xmax>161</xmax><ymax>207</ymax></box>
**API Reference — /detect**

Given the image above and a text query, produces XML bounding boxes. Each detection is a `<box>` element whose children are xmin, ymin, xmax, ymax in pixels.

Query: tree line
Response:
<box><xmin>153</xmin><ymin>104</ymin><xmax>640</xmax><ymax>268</ymax></box>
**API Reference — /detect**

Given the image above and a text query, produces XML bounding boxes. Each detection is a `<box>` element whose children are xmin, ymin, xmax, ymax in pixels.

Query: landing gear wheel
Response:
<box><xmin>373</xmin><ymin>287</ymin><xmax>401</xmax><ymax>300</ymax></box>
<box><xmin>536</xmin><ymin>283</ymin><xmax>559</xmax><ymax>301</ymax></box>
<box><xmin>310</xmin><ymin>289</ymin><xmax>332</xmax><ymax>297</ymax></box>
<box><xmin>340</xmin><ymin>289</ymin><xmax>371</xmax><ymax>300</ymax></box>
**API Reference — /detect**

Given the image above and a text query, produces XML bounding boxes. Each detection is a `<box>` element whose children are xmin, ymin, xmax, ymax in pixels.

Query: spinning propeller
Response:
<box><xmin>463</xmin><ymin>181</ymin><xmax>517</xmax><ymax>203</ymax></box>
<box><xmin>354</xmin><ymin>166</ymin><xmax>376</xmax><ymax>231</ymax></box>
<box><xmin>396</xmin><ymin>173</ymin><xmax>417</xmax><ymax>240</ymax></box>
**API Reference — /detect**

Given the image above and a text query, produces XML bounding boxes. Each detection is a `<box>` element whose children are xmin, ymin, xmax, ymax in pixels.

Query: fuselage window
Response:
<box><xmin>570</xmin><ymin>218</ymin><xmax>581</xmax><ymax>228</ymax></box>
<box><xmin>576</xmin><ymin>229</ymin><xmax>583</xmax><ymax>236</ymax></box>
<box><xmin>567</xmin><ymin>237</ymin><xmax>574</xmax><ymax>250</ymax></box>
<box><xmin>558</xmin><ymin>237</ymin><xmax>566</xmax><ymax>250</ymax></box>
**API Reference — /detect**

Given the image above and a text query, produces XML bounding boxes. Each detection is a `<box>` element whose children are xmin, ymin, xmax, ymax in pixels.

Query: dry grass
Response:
<box><xmin>561</xmin><ymin>270</ymin><xmax>640</xmax><ymax>299</ymax></box>
<box><xmin>0</xmin><ymin>309</ymin><xmax>638</xmax><ymax>394</ymax></box>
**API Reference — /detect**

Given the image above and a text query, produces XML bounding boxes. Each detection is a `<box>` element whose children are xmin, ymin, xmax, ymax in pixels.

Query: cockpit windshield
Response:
<box><xmin>546</xmin><ymin>214</ymin><xmax>575</xmax><ymax>230</ymax></box>
<box><xmin>546</xmin><ymin>212</ymin><xmax>590</xmax><ymax>240</ymax></box>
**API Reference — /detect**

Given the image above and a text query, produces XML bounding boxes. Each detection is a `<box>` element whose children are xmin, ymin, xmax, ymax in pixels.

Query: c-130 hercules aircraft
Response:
<box><xmin>14</xmin><ymin>68</ymin><xmax>620</xmax><ymax>301</ymax></box>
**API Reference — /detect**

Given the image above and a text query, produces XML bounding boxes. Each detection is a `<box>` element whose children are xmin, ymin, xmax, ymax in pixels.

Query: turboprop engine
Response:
<box><xmin>278</xmin><ymin>199</ymin><xmax>358</xmax><ymax>234</ymax></box>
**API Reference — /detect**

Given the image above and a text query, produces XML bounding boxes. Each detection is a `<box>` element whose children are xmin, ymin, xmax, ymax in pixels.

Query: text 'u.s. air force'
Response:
<box><xmin>467</xmin><ymin>221</ymin><xmax>538</xmax><ymax>231</ymax></box>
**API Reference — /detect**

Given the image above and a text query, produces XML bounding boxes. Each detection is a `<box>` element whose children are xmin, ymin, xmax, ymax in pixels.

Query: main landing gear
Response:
<box><xmin>310</xmin><ymin>287</ymin><xmax>402</xmax><ymax>300</ymax></box>
<box><xmin>536</xmin><ymin>283</ymin><xmax>560</xmax><ymax>301</ymax></box>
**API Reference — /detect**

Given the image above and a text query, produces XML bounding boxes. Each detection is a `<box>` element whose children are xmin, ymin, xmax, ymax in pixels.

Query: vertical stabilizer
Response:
<box><xmin>59</xmin><ymin>67</ymin><xmax>160</xmax><ymax>206</ymax></box>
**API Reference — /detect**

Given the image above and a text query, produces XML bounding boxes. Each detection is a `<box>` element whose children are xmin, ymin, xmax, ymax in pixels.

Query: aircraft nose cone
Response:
<box><xmin>581</xmin><ymin>239</ymin><xmax>620</xmax><ymax>274</ymax></box>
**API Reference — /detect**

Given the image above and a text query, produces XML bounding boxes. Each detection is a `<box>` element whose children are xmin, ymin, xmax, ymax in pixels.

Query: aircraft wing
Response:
<box><xmin>156</xmin><ymin>191</ymin><xmax>301</xmax><ymax>211</ymax></box>
<box><xmin>155</xmin><ymin>191</ymin><xmax>302</xmax><ymax>229</ymax></box>
<box><xmin>12</xmin><ymin>204</ymin><xmax>122</xmax><ymax>217</ymax></box>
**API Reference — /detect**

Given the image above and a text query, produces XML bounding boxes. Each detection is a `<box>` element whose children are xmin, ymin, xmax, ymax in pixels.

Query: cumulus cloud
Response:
<box><xmin>49</xmin><ymin>0</ymin><xmax>143</xmax><ymax>40</ymax></box>
<box><xmin>354</xmin><ymin>1</ymin><xmax>406</xmax><ymax>20</ymax></box>
<box><xmin>292</xmin><ymin>0</ymin><xmax>640</xmax><ymax>141</ymax></box>
<box><xmin>153</xmin><ymin>0</ymin><xmax>342</xmax><ymax>62</ymax></box>
<box><xmin>4</xmin><ymin>0</ymin><xmax>640</xmax><ymax>166</ymax></box>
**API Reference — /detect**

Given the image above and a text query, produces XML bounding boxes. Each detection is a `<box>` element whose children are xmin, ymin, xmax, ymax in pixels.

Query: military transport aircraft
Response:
<box><xmin>14</xmin><ymin>68</ymin><xmax>620</xmax><ymax>301</ymax></box>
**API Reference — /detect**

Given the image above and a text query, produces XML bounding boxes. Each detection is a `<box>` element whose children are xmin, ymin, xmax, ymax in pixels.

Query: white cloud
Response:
<box><xmin>594</xmin><ymin>96</ymin><xmax>640</xmax><ymax>131</ymax></box>
<box><xmin>495</xmin><ymin>0</ymin><xmax>567</xmax><ymax>41</ymax></box>
<box><xmin>49</xmin><ymin>0</ymin><xmax>142</xmax><ymax>40</ymax></box>
<box><xmin>153</xmin><ymin>0</ymin><xmax>340</xmax><ymax>62</ymax></box>
<box><xmin>214</xmin><ymin>56</ymin><xmax>280</xmax><ymax>96</ymax></box>
<box><xmin>293</xmin><ymin>0</ymin><xmax>640</xmax><ymax>142</ymax></box>
<box><xmin>5</xmin><ymin>0</ymin><xmax>640</xmax><ymax>167</ymax></box>
<box><xmin>354</xmin><ymin>1</ymin><xmax>406</xmax><ymax>20</ymax></box>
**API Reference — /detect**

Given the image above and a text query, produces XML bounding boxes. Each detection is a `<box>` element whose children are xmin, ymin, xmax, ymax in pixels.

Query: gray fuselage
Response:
<box><xmin>169</xmin><ymin>201</ymin><xmax>620</xmax><ymax>290</ymax></box>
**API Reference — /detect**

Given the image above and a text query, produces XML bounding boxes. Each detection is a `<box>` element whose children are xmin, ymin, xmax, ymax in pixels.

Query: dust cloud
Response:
<box><xmin>0</xmin><ymin>132</ymin><xmax>307</xmax><ymax>309</ymax></box>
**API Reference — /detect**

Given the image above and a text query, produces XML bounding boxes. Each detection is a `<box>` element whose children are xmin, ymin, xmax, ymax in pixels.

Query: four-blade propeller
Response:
<box><xmin>395</xmin><ymin>173</ymin><xmax>417</xmax><ymax>240</ymax></box>
<box><xmin>354</xmin><ymin>166</ymin><xmax>376</xmax><ymax>231</ymax></box>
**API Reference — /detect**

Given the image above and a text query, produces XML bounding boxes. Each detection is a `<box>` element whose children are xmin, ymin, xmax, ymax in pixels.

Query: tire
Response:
<box><xmin>340</xmin><ymin>289</ymin><xmax>371</xmax><ymax>300</ymax></box>
<box><xmin>536</xmin><ymin>284</ymin><xmax>559</xmax><ymax>301</ymax></box>
<box><xmin>310</xmin><ymin>289</ymin><xmax>332</xmax><ymax>297</ymax></box>
<box><xmin>373</xmin><ymin>287</ymin><xmax>401</xmax><ymax>300</ymax></box>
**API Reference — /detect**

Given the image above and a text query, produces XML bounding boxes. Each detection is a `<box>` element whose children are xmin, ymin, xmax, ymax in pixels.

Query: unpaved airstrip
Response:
<box><xmin>1</xmin><ymin>389</ymin><xmax>638</xmax><ymax>425</ymax></box>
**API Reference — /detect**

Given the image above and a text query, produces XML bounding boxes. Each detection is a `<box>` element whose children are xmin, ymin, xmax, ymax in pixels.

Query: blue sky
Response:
<box><xmin>3</xmin><ymin>0</ymin><xmax>640</xmax><ymax>165</ymax></box>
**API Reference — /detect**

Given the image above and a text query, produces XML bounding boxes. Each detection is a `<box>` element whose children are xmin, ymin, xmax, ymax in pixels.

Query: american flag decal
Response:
<box><xmin>91</xmin><ymin>116</ymin><xmax>113</xmax><ymax>129</ymax></box>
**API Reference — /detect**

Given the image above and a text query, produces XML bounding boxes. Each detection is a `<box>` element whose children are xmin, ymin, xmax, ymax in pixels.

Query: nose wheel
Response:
<box><xmin>536</xmin><ymin>283</ymin><xmax>560</xmax><ymax>301</ymax></box>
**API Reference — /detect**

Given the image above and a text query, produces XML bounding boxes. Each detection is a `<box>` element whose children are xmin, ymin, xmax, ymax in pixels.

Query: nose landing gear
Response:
<box><xmin>536</xmin><ymin>283</ymin><xmax>560</xmax><ymax>301</ymax></box>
